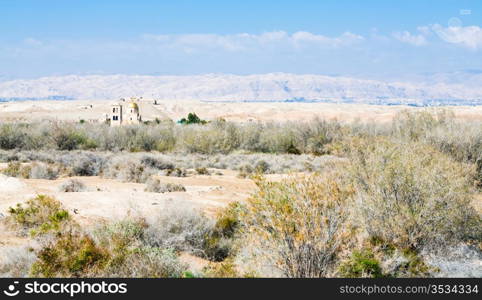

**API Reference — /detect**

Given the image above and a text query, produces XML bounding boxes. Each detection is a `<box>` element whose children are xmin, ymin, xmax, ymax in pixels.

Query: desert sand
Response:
<box><xmin>2</xmin><ymin>99</ymin><xmax>482</xmax><ymax>123</ymax></box>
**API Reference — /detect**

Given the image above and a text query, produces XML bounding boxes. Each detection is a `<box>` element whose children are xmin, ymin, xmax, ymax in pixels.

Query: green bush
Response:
<box><xmin>179</xmin><ymin>113</ymin><xmax>207</xmax><ymax>125</ymax></box>
<box><xmin>339</xmin><ymin>249</ymin><xmax>383</xmax><ymax>278</ymax></box>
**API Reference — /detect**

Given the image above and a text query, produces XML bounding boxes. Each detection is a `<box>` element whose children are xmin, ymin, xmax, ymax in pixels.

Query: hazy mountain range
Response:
<box><xmin>0</xmin><ymin>72</ymin><xmax>481</xmax><ymax>106</ymax></box>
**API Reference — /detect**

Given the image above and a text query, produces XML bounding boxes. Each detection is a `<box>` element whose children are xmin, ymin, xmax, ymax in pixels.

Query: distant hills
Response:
<box><xmin>0</xmin><ymin>72</ymin><xmax>481</xmax><ymax>106</ymax></box>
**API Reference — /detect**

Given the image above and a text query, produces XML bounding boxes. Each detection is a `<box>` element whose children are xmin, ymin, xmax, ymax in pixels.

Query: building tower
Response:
<box><xmin>110</xmin><ymin>103</ymin><xmax>123</xmax><ymax>126</ymax></box>
<box><xmin>125</xmin><ymin>101</ymin><xmax>141</xmax><ymax>125</ymax></box>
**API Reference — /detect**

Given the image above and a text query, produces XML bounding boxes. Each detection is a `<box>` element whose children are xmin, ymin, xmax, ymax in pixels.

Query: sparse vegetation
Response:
<box><xmin>58</xmin><ymin>179</ymin><xmax>86</xmax><ymax>192</ymax></box>
<box><xmin>0</xmin><ymin>110</ymin><xmax>481</xmax><ymax>278</ymax></box>
<box><xmin>239</xmin><ymin>174</ymin><xmax>355</xmax><ymax>277</ymax></box>
<box><xmin>144</xmin><ymin>177</ymin><xmax>186</xmax><ymax>193</ymax></box>
<box><xmin>5</xmin><ymin>195</ymin><xmax>71</xmax><ymax>236</ymax></box>
<box><xmin>338</xmin><ymin>249</ymin><xmax>383</xmax><ymax>278</ymax></box>
<box><xmin>195</xmin><ymin>167</ymin><xmax>210</xmax><ymax>175</ymax></box>
<box><xmin>338</xmin><ymin>137</ymin><xmax>480</xmax><ymax>251</ymax></box>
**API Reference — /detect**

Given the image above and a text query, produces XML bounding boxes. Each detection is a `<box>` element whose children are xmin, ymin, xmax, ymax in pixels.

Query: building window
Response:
<box><xmin>113</xmin><ymin>116</ymin><xmax>118</xmax><ymax>121</ymax></box>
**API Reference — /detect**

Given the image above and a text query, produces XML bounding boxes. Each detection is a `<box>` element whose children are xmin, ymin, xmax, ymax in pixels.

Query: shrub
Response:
<box><xmin>103</xmin><ymin>157</ymin><xmax>154</xmax><ymax>183</ymax></box>
<box><xmin>204</xmin><ymin>259</ymin><xmax>240</xmax><ymax>278</ymax></box>
<box><xmin>0</xmin><ymin>161</ymin><xmax>31</xmax><ymax>178</ymax></box>
<box><xmin>476</xmin><ymin>158</ymin><xmax>482</xmax><ymax>189</ymax></box>
<box><xmin>203</xmin><ymin>202</ymin><xmax>243</xmax><ymax>262</ymax></box>
<box><xmin>195</xmin><ymin>167</ymin><xmax>210</xmax><ymax>175</ymax></box>
<box><xmin>29</xmin><ymin>163</ymin><xmax>59</xmax><ymax>180</ymax></box>
<box><xmin>345</xmin><ymin>137</ymin><xmax>481</xmax><ymax>251</ymax></box>
<box><xmin>109</xmin><ymin>247</ymin><xmax>186</xmax><ymax>278</ymax></box>
<box><xmin>6</xmin><ymin>195</ymin><xmax>71</xmax><ymax>236</ymax></box>
<box><xmin>179</xmin><ymin>113</ymin><xmax>207</xmax><ymax>125</ymax></box>
<box><xmin>29</xmin><ymin>218</ymin><xmax>189</xmax><ymax>278</ymax></box>
<box><xmin>31</xmin><ymin>232</ymin><xmax>109</xmax><ymax>277</ymax></box>
<box><xmin>140</xmin><ymin>156</ymin><xmax>174</xmax><ymax>170</ymax></box>
<box><xmin>144</xmin><ymin>178</ymin><xmax>186</xmax><ymax>193</ymax></box>
<box><xmin>0</xmin><ymin>124</ymin><xmax>28</xmax><ymax>150</ymax></box>
<box><xmin>237</xmin><ymin>164</ymin><xmax>253</xmax><ymax>178</ymax></box>
<box><xmin>240</xmin><ymin>174</ymin><xmax>354</xmax><ymax>277</ymax></box>
<box><xmin>67</xmin><ymin>152</ymin><xmax>105</xmax><ymax>176</ymax></box>
<box><xmin>339</xmin><ymin>249</ymin><xmax>383</xmax><ymax>278</ymax></box>
<box><xmin>392</xmin><ymin>110</ymin><xmax>482</xmax><ymax>163</ymax></box>
<box><xmin>165</xmin><ymin>168</ymin><xmax>186</xmax><ymax>177</ymax></box>
<box><xmin>338</xmin><ymin>239</ymin><xmax>434</xmax><ymax>278</ymax></box>
<box><xmin>144</xmin><ymin>206</ymin><xmax>213</xmax><ymax>257</ymax></box>
<box><xmin>0</xmin><ymin>112</ymin><xmax>480</xmax><ymax>159</ymax></box>
<box><xmin>92</xmin><ymin>220</ymin><xmax>187</xmax><ymax>278</ymax></box>
<box><xmin>0</xmin><ymin>245</ymin><xmax>37</xmax><ymax>277</ymax></box>
<box><xmin>53</xmin><ymin>130</ymin><xmax>88</xmax><ymax>151</ymax></box>
<box><xmin>254</xmin><ymin>160</ymin><xmax>270</xmax><ymax>173</ymax></box>
<box><xmin>58</xmin><ymin>179</ymin><xmax>86</xmax><ymax>192</ymax></box>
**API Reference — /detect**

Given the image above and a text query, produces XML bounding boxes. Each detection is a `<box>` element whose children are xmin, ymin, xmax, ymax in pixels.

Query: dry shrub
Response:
<box><xmin>476</xmin><ymin>158</ymin><xmax>482</xmax><ymax>189</ymax></box>
<box><xmin>240</xmin><ymin>174</ymin><xmax>355</xmax><ymax>277</ymax></box>
<box><xmin>195</xmin><ymin>167</ymin><xmax>210</xmax><ymax>175</ymax></box>
<box><xmin>392</xmin><ymin>109</ymin><xmax>482</xmax><ymax>163</ymax></box>
<box><xmin>345</xmin><ymin>137</ymin><xmax>481</xmax><ymax>251</ymax></box>
<box><xmin>144</xmin><ymin>177</ymin><xmax>186</xmax><ymax>193</ymax></box>
<box><xmin>58</xmin><ymin>179</ymin><xmax>86</xmax><ymax>192</ymax></box>
<box><xmin>164</xmin><ymin>167</ymin><xmax>187</xmax><ymax>177</ymax></box>
<box><xmin>0</xmin><ymin>245</ymin><xmax>37</xmax><ymax>277</ymax></box>
<box><xmin>26</xmin><ymin>217</ymin><xmax>188</xmax><ymax>278</ymax></box>
<box><xmin>0</xmin><ymin>161</ymin><xmax>31</xmax><ymax>178</ymax></box>
<box><xmin>66</xmin><ymin>152</ymin><xmax>106</xmax><ymax>176</ymax></box>
<box><xmin>144</xmin><ymin>206</ymin><xmax>213</xmax><ymax>256</ymax></box>
<box><xmin>29</xmin><ymin>162</ymin><xmax>59</xmax><ymax>180</ymax></box>
<box><xmin>91</xmin><ymin>220</ymin><xmax>187</xmax><ymax>278</ymax></box>
<box><xmin>102</xmin><ymin>157</ymin><xmax>154</xmax><ymax>183</ymax></box>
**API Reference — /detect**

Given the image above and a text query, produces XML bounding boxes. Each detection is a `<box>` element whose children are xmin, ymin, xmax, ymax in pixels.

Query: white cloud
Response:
<box><xmin>431</xmin><ymin>24</ymin><xmax>482</xmax><ymax>50</ymax></box>
<box><xmin>142</xmin><ymin>31</ymin><xmax>364</xmax><ymax>51</ymax></box>
<box><xmin>392</xmin><ymin>31</ymin><xmax>427</xmax><ymax>46</ymax></box>
<box><xmin>416</xmin><ymin>26</ymin><xmax>432</xmax><ymax>36</ymax></box>
<box><xmin>292</xmin><ymin>31</ymin><xmax>363</xmax><ymax>46</ymax></box>
<box><xmin>23</xmin><ymin>38</ymin><xmax>43</xmax><ymax>47</ymax></box>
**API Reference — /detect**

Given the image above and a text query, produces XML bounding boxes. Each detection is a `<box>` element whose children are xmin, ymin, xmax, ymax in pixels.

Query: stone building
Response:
<box><xmin>108</xmin><ymin>97</ymin><xmax>142</xmax><ymax>126</ymax></box>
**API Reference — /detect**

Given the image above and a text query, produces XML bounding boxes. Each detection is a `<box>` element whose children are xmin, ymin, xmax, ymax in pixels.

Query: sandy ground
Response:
<box><xmin>2</xmin><ymin>99</ymin><xmax>482</xmax><ymax>123</ymax></box>
<box><xmin>0</xmin><ymin>168</ymin><xmax>481</xmax><ymax>273</ymax></box>
<box><xmin>0</xmin><ymin>169</ymin><xmax>266</xmax><ymax>272</ymax></box>
<box><xmin>0</xmin><ymin>170</ymin><xmax>259</xmax><ymax>225</ymax></box>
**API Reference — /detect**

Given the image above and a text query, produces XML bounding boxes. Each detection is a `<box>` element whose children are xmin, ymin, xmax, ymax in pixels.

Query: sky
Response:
<box><xmin>1</xmin><ymin>0</ymin><xmax>482</xmax><ymax>79</ymax></box>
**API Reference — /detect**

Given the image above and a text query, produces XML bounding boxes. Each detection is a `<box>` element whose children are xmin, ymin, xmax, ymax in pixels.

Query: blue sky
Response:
<box><xmin>1</xmin><ymin>0</ymin><xmax>482</xmax><ymax>79</ymax></box>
